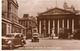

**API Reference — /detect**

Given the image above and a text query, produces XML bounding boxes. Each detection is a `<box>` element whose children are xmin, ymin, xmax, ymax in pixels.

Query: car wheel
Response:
<box><xmin>32</xmin><ymin>39</ymin><xmax>33</xmax><ymax>42</ymax></box>
<box><xmin>37</xmin><ymin>39</ymin><xmax>39</xmax><ymax>42</ymax></box>
<box><xmin>9</xmin><ymin>44</ymin><xmax>14</xmax><ymax>50</ymax></box>
<box><xmin>21</xmin><ymin>42</ymin><xmax>24</xmax><ymax>47</ymax></box>
<box><xmin>58</xmin><ymin>36</ymin><xmax>61</xmax><ymax>39</ymax></box>
<box><xmin>38</xmin><ymin>40</ymin><xmax>39</xmax><ymax>42</ymax></box>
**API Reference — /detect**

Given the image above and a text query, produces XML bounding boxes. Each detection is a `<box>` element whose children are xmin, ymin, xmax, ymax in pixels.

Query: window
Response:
<box><xmin>15</xmin><ymin>35</ymin><xmax>20</xmax><ymax>38</ymax></box>
<box><xmin>6</xmin><ymin>35</ymin><xmax>13</xmax><ymax>37</ymax></box>
<box><xmin>29</xmin><ymin>21</ymin><xmax>31</xmax><ymax>25</ymax></box>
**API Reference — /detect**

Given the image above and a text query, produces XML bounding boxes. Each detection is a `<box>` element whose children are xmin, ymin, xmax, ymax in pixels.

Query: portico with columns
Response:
<box><xmin>37</xmin><ymin>7</ymin><xmax>80</xmax><ymax>37</ymax></box>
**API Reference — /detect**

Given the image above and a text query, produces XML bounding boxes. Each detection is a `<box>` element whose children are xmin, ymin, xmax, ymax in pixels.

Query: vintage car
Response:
<box><xmin>58</xmin><ymin>28</ymin><xmax>69</xmax><ymax>39</ymax></box>
<box><xmin>2</xmin><ymin>33</ymin><xmax>26</xmax><ymax>49</ymax></box>
<box><xmin>73</xmin><ymin>29</ymin><xmax>80</xmax><ymax>39</ymax></box>
<box><xmin>32</xmin><ymin>33</ymin><xmax>39</xmax><ymax>42</ymax></box>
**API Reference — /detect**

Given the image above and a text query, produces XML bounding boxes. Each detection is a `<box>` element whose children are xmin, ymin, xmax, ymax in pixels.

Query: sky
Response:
<box><xmin>17</xmin><ymin>0</ymin><xmax>80</xmax><ymax>18</ymax></box>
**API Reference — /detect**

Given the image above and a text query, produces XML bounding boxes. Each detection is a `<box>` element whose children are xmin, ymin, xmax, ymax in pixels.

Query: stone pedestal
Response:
<box><xmin>51</xmin><ymin>27</ymin><xmax>55</xmax><ymax>37</ymax></box>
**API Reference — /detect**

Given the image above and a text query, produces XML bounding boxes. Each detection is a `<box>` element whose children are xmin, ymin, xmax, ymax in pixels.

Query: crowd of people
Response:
<box><xmin>59</xmin><ymin>29</ymin><xmax>80</xmax><ymax>40</ymax></box>
<box><xmin>49</xmin><ymin>28</ymin><xmax>80</xmax><ymax>40</ymax></box>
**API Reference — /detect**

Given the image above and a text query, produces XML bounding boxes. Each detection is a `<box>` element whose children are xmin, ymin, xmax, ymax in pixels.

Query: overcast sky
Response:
<box><xmin>17</xmin><ymin>0</ymin><xmax>80</xmax><ymax>18</ymax></box>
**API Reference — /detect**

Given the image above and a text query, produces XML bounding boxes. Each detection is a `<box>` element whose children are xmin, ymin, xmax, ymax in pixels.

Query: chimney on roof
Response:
<box><xmin>23</xmin><ymin>14</ymin><xmax>29</xmax><ymax>18</ymax></box>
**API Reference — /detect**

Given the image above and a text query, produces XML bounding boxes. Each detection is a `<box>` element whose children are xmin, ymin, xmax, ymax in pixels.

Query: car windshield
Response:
<box><xmin>6</xmin><ymin>35</ymin><xmax>14</xmax><ymax>37</ymax></box>
<box><xmin>33</xmin><ymin>34</ymin><xmax>38</xmax><ymax>36</ymax></box>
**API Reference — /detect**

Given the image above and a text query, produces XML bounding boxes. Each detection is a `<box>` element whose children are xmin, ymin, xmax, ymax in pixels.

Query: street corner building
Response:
<box><xmin>37</xmin><ymin>2</ymin><xmax>80</xmax><ymax>37</ymax></box>
<box><xmin>2</xmin><ymin>0</ymin><xmax>26</xmax><ymax>36</ymax></box>
<box><xmin>19</xmin><ymin>14</ymin><xmax>37</xmax><ymax>39</ymax></box>
<box><xmin>2</xmin><ymin>0</ymin><xmax>37</xmax><ymax>38</ymax></box>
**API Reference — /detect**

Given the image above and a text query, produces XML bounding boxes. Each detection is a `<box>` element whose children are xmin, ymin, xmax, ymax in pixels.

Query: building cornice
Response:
<box><xmin>12</xmin><ymin>22</ymin><xmax>26</xmax><ymax>29</ymax></box>
<box><xmin>2</xmin><ymin>18</ymin><xmax>12</xmax><ymax>23</ymax></box>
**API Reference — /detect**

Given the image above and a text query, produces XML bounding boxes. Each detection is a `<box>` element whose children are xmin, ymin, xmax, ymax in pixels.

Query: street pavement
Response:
<box><xmin>14</xmin><ymin>37</ymin><xmax>80</xmax><ymax>50</ymax></box>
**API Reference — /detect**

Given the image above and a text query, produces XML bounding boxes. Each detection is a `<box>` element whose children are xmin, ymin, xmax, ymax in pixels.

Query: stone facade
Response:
<box><xmin>37</xmin><ymin>2</ymin><xmax>80</xmax><ymax>37</ymax></box>
<box><xmin>2</xmin><ymin>0</ymin><xmax>26</xmax><ymax>36</ymax></box>
<box><xmin>19</xmin><ymin>14</ymin><xmax>37</xmax><ymax>39</ymax></box>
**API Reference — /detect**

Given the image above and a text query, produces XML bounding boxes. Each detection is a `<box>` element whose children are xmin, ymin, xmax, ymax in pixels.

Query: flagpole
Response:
<box><xmin>56</xmin><ymin>0</ymin><xmax>57</xmax><ymax>7</ymax></box>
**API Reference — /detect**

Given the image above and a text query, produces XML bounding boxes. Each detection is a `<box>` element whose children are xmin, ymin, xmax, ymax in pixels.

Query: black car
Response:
<box><xmin>2</xmin><ymin>33</ymin><xmax>26</xmax><ymax>49</ymax></box>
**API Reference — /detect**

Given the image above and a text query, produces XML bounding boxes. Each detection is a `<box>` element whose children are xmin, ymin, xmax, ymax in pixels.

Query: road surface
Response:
<box><xmin>13</xmin><ymin>38</ymin><xmax>80</xmax><ymax>50</ymax></box>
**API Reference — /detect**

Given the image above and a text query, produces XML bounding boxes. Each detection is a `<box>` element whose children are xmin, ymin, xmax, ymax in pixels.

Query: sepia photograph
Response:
<box><xmin>1</xmin><ymin>0</ymin><xmax>80</xmax><ymax>50</ymax></box>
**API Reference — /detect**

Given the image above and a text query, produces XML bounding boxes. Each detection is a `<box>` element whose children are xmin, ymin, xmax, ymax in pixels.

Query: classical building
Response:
<box><xmin>37</xmin><ymin>2</ymin><xmax>80</xmax><ymax>37</ymax></box>
<box><xmin>19</xmin><ymin>14</ymin><xmax>37</xmax><ymax>38</ymax></box>
<box><xmin>2</xmin><ymin>0</ymin><xmax>26</xmax><ymax>36</ymax></box>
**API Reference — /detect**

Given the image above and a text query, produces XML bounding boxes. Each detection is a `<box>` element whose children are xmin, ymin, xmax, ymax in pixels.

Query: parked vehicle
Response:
<box><xmin>58</xmin><ymin>28</ymin><xmax>69</xmax><ymax>39</ymax></box>
<box><xmin>73</xmin><ymin>29</ymin><xmax>80</xmax><ymax>40</ymax></box>
<box><xmin>32</xmin><ymin>32</ymin><xmax>39</xmax><ymax>42</ymax></box>
<box><xmin>2</xmin><ymin>33</ymin><xmax>26</xmax><ymax>49</ymax></box>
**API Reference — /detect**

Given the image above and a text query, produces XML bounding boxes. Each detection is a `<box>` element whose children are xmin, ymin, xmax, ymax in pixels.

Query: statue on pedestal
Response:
<box><xmin>43</xmin><ymin>20</ymin><xmax>46</xmax><ymax>37</ymax></box>
<box><xmin>51</xmin><ymin>27</ymin><xmax>55</xmax><ymax>39</ymax></box>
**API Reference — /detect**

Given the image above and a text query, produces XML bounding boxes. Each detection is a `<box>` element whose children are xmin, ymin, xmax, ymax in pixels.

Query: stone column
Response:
<box><xmin>7</xmin><ymin>24</ymin><xmax>11</xmax><ymax>34</ymax></box>
<box><xmin>39</xmin><ymin>20</ymin><xmax>41</xmax><ymax>34</ymax></box>
<box><xmin>57</xmin><ymin>20</ymin><xmax>59</xmax><ymax>34</ymax></box>
<box><xmin>62</xmin><ymin>19</ymin><xmax>64</xmax><ymax>28</ymax></box>
<box><xmin>10</xmin><ymin>24</ymin><xmax>11</xmax><ymax>33</ymax></box>
<box><xmin>21</xmin><ymin>29</ymin><xmax>23</xmax><ymax>34</ymax></box>
<box><xmin>52</xmin><ymin>20</ymin><xmax>55</xmax><ymax>37</ymax></box>
<box><xmin>48</xmin><ymin>20</ymin><xmax>50</xmax><ymax>34</ymax></box>
<box><xmin>53</xmin><ymin>20</ymin><xmax>55</xmax><ymax>28</ymax></box>
<box><xmin>25</xmin><ymin>21</ymin><xmax>26</xmax><ymax>27</ymax></box>
<box><xmin>67</xmin><ymin>19</ymin><xmax>69</xmax><ymax>29</ymax></box>
<box><xmin>72</xmin><ymin>19</ymin><xmax>74</xmax><ymax>33</ymax></box>
<box><xmin>6</xmin><ymin>24</ymin><xmax>8</xmax><ymax>34</ymax></box>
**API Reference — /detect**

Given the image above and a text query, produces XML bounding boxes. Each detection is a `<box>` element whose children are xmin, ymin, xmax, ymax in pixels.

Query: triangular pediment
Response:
<box><xmin>41</xmin><ymin>7</ymin><xmax>74</xmax><ymax>15</ymax></box>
